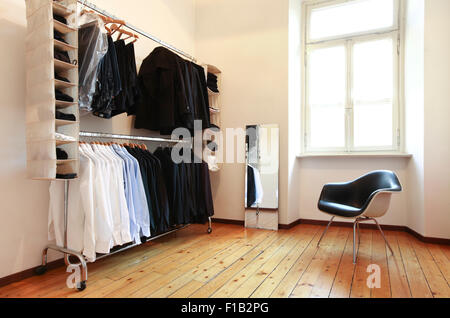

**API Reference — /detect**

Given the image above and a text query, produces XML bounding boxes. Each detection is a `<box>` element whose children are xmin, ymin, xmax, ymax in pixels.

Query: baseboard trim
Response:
<box><xmin>2</xmin><ymin>218</ymin><xmax>448</xmax><ymax>288</ymax></box>
<box><xmin>0</xmin><ymin>258</ymin><xmax>64</xmax><ymax>288</ymax></box>
<box><xmin>278</xmin><ymin>219</ymin><xmax>302</xmax><ymax>229</ymax></box>
<box><xmin>213</xmin><ymin>217</ymin><xmax>450</xmax><ymax>245</ymax></box>
<box><xmin>403</xmin><ymin>226</ymin><xmax>450</xmax><ymax>245</ymax></box>
<box><xmin>295</xmin><ymin>218</ymin><xmax>450</xmax><ymax>245</ymax></box>
<box><xmin>211</xmin><ymin>218</ymin><xmax>245</xmax><ymax>226</ymax></box>
<box><xmin>298</xmin><ymin>218</ymin><xmax>406</xmax><ymax>232</ymax></box>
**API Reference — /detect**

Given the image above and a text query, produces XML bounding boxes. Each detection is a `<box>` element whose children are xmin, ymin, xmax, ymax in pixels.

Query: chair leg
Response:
<box><xmin>372</xmin><ymin>218</ymin><xmax>394</xmax><ymax>256</ymax></box>
<box><xmin>357</xmin><ymin>221</ymin><xmax>361</xmax><ymax>248</ymax></box>
<box><xmin>353</xmin><ymin>219</ymin><xmax>359</xmax><ymax>264</ymax></box>
<box><xmin>317</xmin><ymin>216</ymin><xmax>335</xmax><ymax>247</ymax></box>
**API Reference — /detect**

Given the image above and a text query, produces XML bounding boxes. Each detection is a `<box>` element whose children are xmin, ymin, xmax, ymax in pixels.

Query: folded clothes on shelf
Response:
<box><xmin>53</xmin><ymin>13</ymin><xmax>67</xmax><ymax>25</ymax></box>
<box><xmin>54</xmin><ymin>49</ymin><xmax>70</xmax><ymax>63</ymax></box>
<box><xmin>55</xmin><ymin>132</ymin><xmax>76</xmax><ymax>142</ymax></box>
<box><xmin>54</xmin><ymin>30</ymin><xmax>68</xmax><ymax>44</ymax></box>
<box><xmin>56</xmin><ymin>110</ymin><xmax>76</xmax><ymax>121</ymax></box>
<box><xmin>207</xmin><ymin>72</ymin><xmax>219</xmax><ymax>93</ymax></box>
<box><xmin>55</xmin><ymin>89</ymin><xmax>74</xmax><ymax>102</ymax></box>
<box><xmin>56</xmin><ymin>173</ymin><xmax>77</xmax><ymax>179</ymax></box>
<box><xmin>56</xmin><ymin>148</ymin><xmax>68</xmax><ymax>160</ymax></box>
<box><xmin>55</xmin><ymin>73</ymin><xmax>70</xmax><ymax>83</ymax></box>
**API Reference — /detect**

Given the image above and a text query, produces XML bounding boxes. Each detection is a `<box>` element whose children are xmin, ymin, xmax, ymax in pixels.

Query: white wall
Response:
<box><xmin>195</xmin><ymin>0</ymin><xmax>409</xmax><ymax>227</ymax></box>
<box><xmin>0</xmin><ymin>0</ymin><xmax>197</xmax><ymax>279</ymax></box>
<box><xmin>195</xmin><ymin>0</ymin><xmax>290</xmax><ymax>223</ymax></box>
<box><xmin>423</xmin><ymin>0</ymin><xmax>450</xmax><ymax>239</ymax></box>
<box><xmin>0</xmin><ymin>0</ymin><xmax>53</xmax><ymax>280</ymax></box>
<box><xmin>287</xmin><ymin>0</ymin><xmax>303</xmax><ymax>225</ymax></box>
<box><xmin>403</xmin><ymin>0</ymin><xmax>450</xmax><ymax>239</ymax></box>
<box><xmin>404</xmin><ymin>0</ymin><xmax>425</xmax><ymax>235</ymax></box>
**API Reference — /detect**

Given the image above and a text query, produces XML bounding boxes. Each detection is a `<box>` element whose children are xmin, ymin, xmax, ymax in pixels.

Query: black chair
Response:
<box><xmin>317</xmin><ymin>170</ymin><xmax>402</xmax><ymax>263</ymax></box>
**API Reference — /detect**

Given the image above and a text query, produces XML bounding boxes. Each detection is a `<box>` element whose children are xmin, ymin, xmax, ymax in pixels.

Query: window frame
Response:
<box><xmin>301</xmin><ymin>0</ymin><xmax>403</xmax><ymax>154</ymax></box>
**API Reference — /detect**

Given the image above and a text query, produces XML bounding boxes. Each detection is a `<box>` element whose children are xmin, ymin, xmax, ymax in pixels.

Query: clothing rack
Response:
<box><xmin>77</xmin><ymin>0</ymin><xmax>197</xmax><ymax>62</ymax></box>
<box><xmin>36</xmin><ymin>131</ymin><xmax>212</xmax><ymax>291</ymax></box>
<box><xmin>79</xmin><ymin>131</ymin><xmax>190</xmax><ymax>144</ymax></box>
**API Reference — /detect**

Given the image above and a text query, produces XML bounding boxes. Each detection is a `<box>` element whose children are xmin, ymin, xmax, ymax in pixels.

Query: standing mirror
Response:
<box><xmin>245</xmin><ymin>124</ymin><xmax>279</xmax><ymax>210</ymax></box>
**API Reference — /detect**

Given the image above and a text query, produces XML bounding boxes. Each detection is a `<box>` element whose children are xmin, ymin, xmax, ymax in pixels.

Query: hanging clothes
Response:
<box><xmin>111</xmin><ymin>40</ymin><xmax>141</xmax><ymax>117</ymax></box>
<box><xmin>78</xmin><ymin>18</ymin><xmax>141</xmax><ymax>118</ymax></box>
<box><xmin>246</xmin><ymin>165</ymin><xmax>256</xmax><ymax>208</ymax></box>
<box><xmin>245</xmin><ymin>165</ymin><xmax>263</xmax><ymax>208</ymax></box>
<box><xmin>253</xmin><ymin>166</ymin><xmax>264</xmax><ymax>205</ymax></box>
<box><xmin>91</xmin><ymin>35</ymin><xmax>122</xmax><ymax>118</ymax></box>
<box><xmin>125</xmin><ymin>146</ymin><xmax>171</xmax><ymax>234</ymax></box>
<box><xmin>48</xmin><ymin>143</ymin><xmax>215</xmax><ymax>260</ymax></box>
<box><xmin>78</xmin><ymin>18</ymin><xmax>108</xmax><ymax>111</ymax></box>
<box><xmin>153</xmin><ymin>147</ymin><xmax>184</xmax><ymax>225</ymax></box>
<box><xmin>135</xmin><ymin>46</ymin><xmax>212</xmax><ymax>134</ymax></box>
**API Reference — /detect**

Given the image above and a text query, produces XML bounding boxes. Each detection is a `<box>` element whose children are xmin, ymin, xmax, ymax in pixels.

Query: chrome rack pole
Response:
<box><xmin>79</xmin><ymin>131</ymin><xmax>189</xmax><ymax>144</ymax></box>
<box><xmin>208</xmin><ymin>217</ymin><xmax>213</xmax><ymax>234</ymax></box>
<box><xmin>63</xmin><ymin>180</ymin><xmax>68</xmax><ymax>265</ymax></box>
<box><xmin>95</xmin><ymin>224</ymin><xmax>190</xmax><ymax>261</ymax></box>
<box><xmin>77</xmin><ymin>0</ymin><xmax>196</xmax><ymax>62</ymax></box>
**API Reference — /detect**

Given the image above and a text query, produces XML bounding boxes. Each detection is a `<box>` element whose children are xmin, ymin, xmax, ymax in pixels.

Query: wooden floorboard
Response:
<box><xmin>371</xmin><ymin>230</ymin><xmax>391</xmax><ymax>298</ymax></box>
<box><xmin>0</xmin><ymin>223</ymin><xmax>448</xmax><ymax>298</ymax></box>
<box><xmin>350</xmin><ymin>229</ymin><xmax>373</xmax><ymax>298</ymax></box>
<box><xmin>396</xmin><ymin>231</ymin><xmax>434</xmax><ymax>298</ymax></box>
<box><xmin>385</xmin><ymin>230</ymin><xmax>412</xmax><ymax>298</ymax></box>
<box><xmin>328</xmin><ymin>228</ymin><xmax>357</xmax><ymax>298</ymax></box>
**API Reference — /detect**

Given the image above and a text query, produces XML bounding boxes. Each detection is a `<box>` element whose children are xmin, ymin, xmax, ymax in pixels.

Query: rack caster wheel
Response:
<box><xmin>207</xmin><ymin>228</ymin><xmax>212</xmax><ymax>234</ymax></box>
<box><xmin>77</xmin><ymin>281</ymin><xmax>87</xmax><ymax>291</ymax></box>
<box><xmin>34</xmin><ymin>265</ymin><xmax>47</xmax><ymax>276</ymax></box>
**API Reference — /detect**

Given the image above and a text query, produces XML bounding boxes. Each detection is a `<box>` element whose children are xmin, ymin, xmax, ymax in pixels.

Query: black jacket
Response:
<box><xmin>135</xmin><ymin>47</ymin><xmax>191</xmax><ymax>133</ymax></box>
<box><xmin>135</xmin><ymin>47</ymin><xmax>212</xmax><ymax>134</ymax></box>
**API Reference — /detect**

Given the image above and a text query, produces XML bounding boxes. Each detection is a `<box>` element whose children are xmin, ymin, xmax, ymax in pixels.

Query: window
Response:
<box><xmin>303</xmin><ymin>0</ymin><xmax>401</xmax><ymax>153</ymax></box>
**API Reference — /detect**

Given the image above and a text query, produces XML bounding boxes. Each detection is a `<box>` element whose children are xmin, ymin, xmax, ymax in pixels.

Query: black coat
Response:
<box><xmin>135</xmin><ymin>47</ymin><xmax>211</xmax><ymax>134</ymax></box>
<box><xmin>135</xmin><ymin>47</ymin><xmax>191</xmax><ymax>133</ymax></box>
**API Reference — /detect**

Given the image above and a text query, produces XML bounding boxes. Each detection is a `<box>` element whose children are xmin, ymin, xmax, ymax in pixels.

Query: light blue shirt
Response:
<box><xmin>111</xmin><ymin>144</ymin><xmax>140</xmax><ymax>243</ymax></box>
<box><xmin>113</xmin><ymin>145</ymin><xmax>151</xmax><ymax>239</ymax></box>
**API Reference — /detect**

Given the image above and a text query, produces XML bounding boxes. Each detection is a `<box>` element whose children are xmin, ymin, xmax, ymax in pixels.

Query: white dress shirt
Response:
<box><xmin>102</xmin><ymin>144</ymin><xmax>132</xmax><ymax>245</ymax></box>
<box><xmin>80</xmin><ymin>143</ymin><xmax>114</xmax><ymax>253</ymax></box>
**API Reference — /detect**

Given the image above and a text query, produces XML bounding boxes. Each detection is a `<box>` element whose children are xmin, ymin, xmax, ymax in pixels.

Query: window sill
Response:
<box><xmin>297</xmin><ymin>152</ymin><xmax>413</xmax><ymax>159</ymax></box>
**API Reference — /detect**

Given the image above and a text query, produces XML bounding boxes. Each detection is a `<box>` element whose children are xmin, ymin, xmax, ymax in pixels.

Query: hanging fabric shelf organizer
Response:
<box><xmin>25</xmin><ymin>0</ymin><xmax>79</xmax><ymax>180</ymax></box>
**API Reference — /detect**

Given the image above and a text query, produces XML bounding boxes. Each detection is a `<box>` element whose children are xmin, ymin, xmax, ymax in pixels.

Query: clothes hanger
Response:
<box><xmin>110</xmin><ymin>24</ymin><xmax>139</xmax><ymax>43</ymax></box>
<box><xmin>83</xmin><ymin>10</ymin><xmax>126</xmax><ymax>35</ymax></box>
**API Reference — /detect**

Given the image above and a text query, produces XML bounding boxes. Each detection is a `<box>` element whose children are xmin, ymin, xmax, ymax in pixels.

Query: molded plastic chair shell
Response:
<box><xmin>318</xmin><ymin>170</ymin><xmax>402</xmax><ymax>218</ymax></box>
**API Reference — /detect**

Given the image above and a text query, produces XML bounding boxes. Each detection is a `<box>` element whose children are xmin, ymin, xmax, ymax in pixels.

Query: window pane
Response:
<box><xmin>309</xmin><ymin>0</ymin><xmax>394</xmax><ymax>41</ymax></box>
<box><xmin>353</xmin><ymin>38</ymin><xmax>393</xmax><ymax>102</ymax></box>
<box><xmin>308</xmin><ymin>45</ymin><xmax>346</xmax><ymax>149</ymax></box>
<box><xmin>310</xmin><ymin>105</ymin><xmax>346</xmax><ymax>148</ymax></box>
<box><xmin>308</xmin><ymin>46</ymin><xmax>346</xmax><ymax>105</ymax></box>
<box><xmin>354</xmin><ymin>102</ymin><xmax>393</xmax><ymax>147</ymax></box>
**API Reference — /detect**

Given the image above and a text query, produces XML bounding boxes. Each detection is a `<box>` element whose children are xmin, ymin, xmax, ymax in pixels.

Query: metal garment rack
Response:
<box><xmin>36</xmin><ymin>2</ymin><xmax>203</xmax><ymax>291</ymax></box>
<box><xmin>37</xmin><ymin>131</ymin><xmax>213</xmax><ymax>291</ymax></box>
<box><xmin>77</xmin><ymin>0</ymin><xmax>197</xmax><ymax>62</ymax></box>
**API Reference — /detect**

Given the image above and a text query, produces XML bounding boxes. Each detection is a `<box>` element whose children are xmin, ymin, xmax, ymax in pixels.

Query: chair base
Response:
<box><xmin>317</xmin><ymin>216</ymin><xmax>394</xmax><ymax>264</ymax></box>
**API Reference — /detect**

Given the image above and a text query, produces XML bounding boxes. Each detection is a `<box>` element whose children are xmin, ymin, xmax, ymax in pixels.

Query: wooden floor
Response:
<box><xmin>0</xmin><ymin>223</ymin><xmax>449</xmax><ymax>298</ymax></box>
